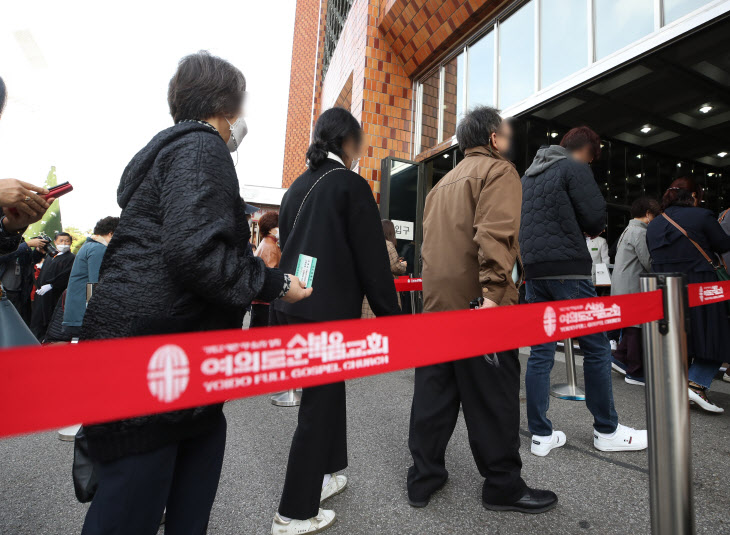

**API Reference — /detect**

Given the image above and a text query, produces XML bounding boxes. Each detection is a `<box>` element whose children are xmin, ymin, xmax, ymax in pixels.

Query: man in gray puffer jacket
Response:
<box><xmin>519</xmin><ymin>127</ymin><xmax>648</xmax><ymax>459</ymax></box>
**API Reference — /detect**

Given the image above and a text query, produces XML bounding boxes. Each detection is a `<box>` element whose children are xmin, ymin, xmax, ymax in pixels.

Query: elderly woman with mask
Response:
<box><xmin>78</xmin><ymin>51</ymin><xmax>311</xmax><ymax>535</ymax></box>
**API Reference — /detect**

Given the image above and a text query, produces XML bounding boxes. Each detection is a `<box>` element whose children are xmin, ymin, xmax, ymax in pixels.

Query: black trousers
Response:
<box><xmin>81</xmin><ymin>413</ymin><xmax>226</xmax><ymax>535</ymax></box>
<box><xmin>614</xmin><ymin>327</ymin><xmax>643</xmax><ymax>376</ymax></box>
<box><xmin>273</xmin><ymin>309</ymin><xmax>348</xmax><ymax>520</ymax></box>
<box><xmin>5</xmin><ymin>290</ymin><xmax>31</xmax><ymax>325</ymax></box>
<box><xmin>408</xmin><ymin>350</ymin><xmax>527</xmax><ymax>505</ymax></box>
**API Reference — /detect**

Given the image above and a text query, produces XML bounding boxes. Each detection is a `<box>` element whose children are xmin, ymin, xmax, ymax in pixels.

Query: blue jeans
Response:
<box><xmin>688</xmin><ymin>358</ymin><xmax>721</xmax><ymax>389</ymax></box>
<box><xmin>525</xmin><ymin>279</ymin><xmax>619</xmax><ymax>436</ymax></box>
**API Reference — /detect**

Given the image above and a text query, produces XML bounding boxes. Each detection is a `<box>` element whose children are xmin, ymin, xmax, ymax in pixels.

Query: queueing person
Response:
<box><xmin>61</xmin><ymin>216</ymin><xmax>119</xmax><ymax>339</ymax></box>
<box><xmin>29</xmin><ymin>232</ymin><xmax>75</xmax><ymax>340</ymax></box>
<box><xmin>520</xmin><ymin>126</ymin><xmax>648</xmax><ymax>457</ymax></box>
<box><xmin>585</xmin><ymin>231</ymin><xmax>610</xmax><ymax>265</ymax></box>
<box><xmin>270</xmin><ymin>107</ymin><xmax>401</xmax><ymax>534</ymax></box>
<box><xmin>647</xmin><ymin>178</ymin><xmax>730</xmax><ymax>413</ymax></box>
<box><xmin>251</xmin><ymin>211</ymin><xmax>281</xmax><ymax>327</ymax></box>
<box><xmin>78</xmin><ymin>51</ymin><xmax>311</xmax><ymax>535</ymax></box>
<box><xmin>610</xmin><ymin>197</ymin><xmax>660</xmax><ymax>386</ymax></box>
<box><xmin>0</xmin><ymin>236</ymin><xmax>47</xmax><ymax>324</ymax></box>
<box><xmin>408</xmin><ymin>106</ymin><xmax>557</xmax><ymax>514</ymax></box>
<box><xmin>362</xmin><ymin>219</ymin><xmax>406</xmax><ymax>317</ymax></box>
<box><xmin>717</xmin><ymin>207</ymin><xmax>730</xmax><ymax>384</ymax></box>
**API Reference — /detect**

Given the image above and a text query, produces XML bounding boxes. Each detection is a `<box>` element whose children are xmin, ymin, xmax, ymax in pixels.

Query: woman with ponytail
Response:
<box><xmin>269</xmin><ymin>107</ymin><xmax>401</xmax><ymax>534</ymax></box>
<box><xmin>647</xmin><ymin>177</ymin><xmax>730</xmax><ymax>413</ymax></box>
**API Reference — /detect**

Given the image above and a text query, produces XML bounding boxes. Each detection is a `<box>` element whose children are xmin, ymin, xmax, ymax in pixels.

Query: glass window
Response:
<box><xmin>663</xmin><ymin>0</ymin><xmax>709</xmax><ymax>24</ymax></box>
<box><xmin>420</xmin><ymin>70</ymin><xmax>440</xmax><ymax>151</ymax></box>
<box><xmin>442</xmin><ymin>53</ymin><xmax>464</xmax><ymax>142</ymax></box>
<box><xmin>540</xmin><ymin>0</ymin><xmax>588</xmax><ymax>88</ymax></box>
<box><xmin>467</xmin><ymin>30</ymin><xmax>494</xmax><ymax>109</ymax></box>
<box><xmin>595</xmin><ymin>0</ymin><xmax>655</xmax><ymax>60</ymax></box>
<box><xmin>498</xmin><ymin>1</ymin><xmax>535</xmax><ymax>109</ymax></box>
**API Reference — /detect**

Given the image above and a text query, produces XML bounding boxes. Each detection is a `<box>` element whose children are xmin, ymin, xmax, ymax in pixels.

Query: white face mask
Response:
<box><xmin>271</xmin><ymin>228</ymin><xmax>279</xmax><ymax>239</ymax></box>
<box><xmin>350</xmin><ymin>156</ymin><xmax>360</xmax><ymax>171</ymax></box>
<box><xmin>225</xmin><ymin>117</ymin><xmax>248</xmax><ymax>153</ymax></box>
<box><xmin>57</xmin><ymin>244</ymin><xmax>71</xmax><ymax>253</ymax></box>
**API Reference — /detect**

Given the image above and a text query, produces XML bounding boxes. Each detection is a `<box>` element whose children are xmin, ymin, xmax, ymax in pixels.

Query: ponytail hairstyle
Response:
<box><xmin>381</xmin><ymin>219</ymin><xmax>397</xmax><ymax>248</ymax></box>
<box><xmin>661</xmin><ymin>177</ymin><xmax>703</xmax><ymax>211</ymax></box>
<box><xmin>306</xmin><ymin>107</ymin><xmax>363</xmax><ymax>171</ymax></box>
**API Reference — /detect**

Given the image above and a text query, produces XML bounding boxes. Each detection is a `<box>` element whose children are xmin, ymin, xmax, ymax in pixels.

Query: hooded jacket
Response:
<box><xmin>519</xmin><ymin>145</ymin><xmax>606</xmax><ymax>279</ymax></box>
<box><xmin>422</xmin><ymin>146</ymin><xmax>522</xmax><ymax>311</ymax></box>
<box><xmin>80</xmin><ymin>121</ymin><xmax>285</xmax><ymax>461</ymax></box>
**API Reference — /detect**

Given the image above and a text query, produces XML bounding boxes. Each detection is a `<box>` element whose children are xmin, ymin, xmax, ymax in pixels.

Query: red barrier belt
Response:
<box><xmin>0</xmin><ymin>290</ymin><xmax>663</xmax><ymax>439</ymax></box>
<box><xmin>394</xmin><ymin>277</ymin><xmax>422</xmax><ymax>292</ymax></box>
<box><xmin>687</xmin><ymin>280</ymin><xmax>730</xmax><ymax>308</ymax></box>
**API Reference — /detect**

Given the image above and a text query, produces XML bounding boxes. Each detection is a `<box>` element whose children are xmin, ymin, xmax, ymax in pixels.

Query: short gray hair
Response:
<box><xmin>456</xmin><ymin>106</ymin><xmax>502</xmax><ymax>150</ymax></box>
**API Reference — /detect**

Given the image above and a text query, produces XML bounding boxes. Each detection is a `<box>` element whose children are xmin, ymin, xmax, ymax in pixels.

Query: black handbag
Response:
<box><xmin>72</xmin><ymin>425</ymin><xmax>98</xmax><ymax>503</ymax></box>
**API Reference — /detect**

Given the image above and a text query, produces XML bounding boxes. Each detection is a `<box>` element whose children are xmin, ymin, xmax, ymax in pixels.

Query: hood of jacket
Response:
<box><xmin>524</xmin><ymin>144</ymin><xmax>569</xmax><ymax>178</ymax></box>
<box><xmin>117</xmin><ymin>121</ymin><xmax>221</xmax><ymax>208</ymax></box>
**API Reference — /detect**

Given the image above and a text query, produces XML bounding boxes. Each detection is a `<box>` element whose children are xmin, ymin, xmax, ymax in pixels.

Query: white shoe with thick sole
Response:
<box><xmin>321</xmin><ymin>473</ymin><xmax>347</xmax><ymax>503</ymax></box>
<box><xmin>530</xmin><ymin>430</ymin><xmax>566</xmax><ymax>457</ymax></box>
<box><xmin>688</xmin><ymin>387</ymin><xmax>724</xmax><ymax>413</ymax></box>
<box><xmin>271</xmin><ymin>509</ymin><xmax>336</xmax><ymax>535</ymax></box>
<box><xmin>723</xmin><ymin>372</ymin><xmax>730</xmax><ymax>384</ymax></box>
<box><xmin>594</xmin><ymin>424</ymin><xmax>647</xmax><ymax>452</ymax></box>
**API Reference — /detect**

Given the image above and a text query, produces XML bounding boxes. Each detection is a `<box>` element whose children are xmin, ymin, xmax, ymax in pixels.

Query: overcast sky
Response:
<box><xmin>0</xmin><ymin>0</ymin><xmax>297</xmax><ymax>230</ymax></box>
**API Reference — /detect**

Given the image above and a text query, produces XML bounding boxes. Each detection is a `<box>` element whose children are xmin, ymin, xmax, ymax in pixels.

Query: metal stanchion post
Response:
<box><xmin>641</xmin><ymin>274</ymin><xmax>694</xmax><ymax>535</ymax></box>
<box><xmin>271</xmin><ymin>388</ymin><xmax>302</xmax><ymax>407</ymax></box>
<box><xmin>550</xmin><ymin>338</ymin><xmax>586</xmax><ymax>401</ymax></box>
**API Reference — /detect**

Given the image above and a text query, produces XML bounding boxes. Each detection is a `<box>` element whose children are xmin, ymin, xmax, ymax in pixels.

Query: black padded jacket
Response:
<box><xmin>80</xmin><ymin>121</ymin><xmax>285</xmax><ymax>462</ymax></box>
<box><xmin>519</xmin><ymin>145</ymin><xmax>606</xmax><ymax>279</ymax></box>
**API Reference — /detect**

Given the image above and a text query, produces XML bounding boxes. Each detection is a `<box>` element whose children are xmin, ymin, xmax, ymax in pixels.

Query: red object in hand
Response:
<box><xmin>42</xmin><ymin>181</ymin><xmax>73</xmax><ymax>201</ymax></box>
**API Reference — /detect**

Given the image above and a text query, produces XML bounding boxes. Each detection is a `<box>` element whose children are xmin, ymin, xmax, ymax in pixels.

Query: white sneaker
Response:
<box><xmin>688</xmin><ymin>387</ymin><xmax>724</xmax><ymax>413</ymax></box>
<box><xmin>321</xmin><ymin>473</ymin><xmax>347</xmax><ymax>503</ymax></box>
<box><xmin>530</xmin><ymin>431</ymin><xmax>566</xmax><ymax>457</ymax></box>
<box><xmin>723</xmin><ymin>372</ymin><xmax>730</xmax><ymax>384</ymax></box>
<box><xmin>271</xmin><ymin>509</ymin><xmax>336</xmax><ymax>535</ymax></box>
<box><xmin>594</xmin><ymin>424</ymin><xmax>648</xmax><ymax>452</ymax></box>
<box><xmin>610</xmin><ymin>340</ymin><xmax>618</xmax><ymax>351</ymax></box>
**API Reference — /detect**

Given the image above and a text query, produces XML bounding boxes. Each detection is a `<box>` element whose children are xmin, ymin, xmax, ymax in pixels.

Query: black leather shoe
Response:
<box><xmin>483</xmin><ymin>487</ymin><xmax>558</xmax><ymax>514</ymax></box>
<box><xmin>408</xmin><ymin>481</ymin><xmax>446</xmax><ymax>508</ymax></box>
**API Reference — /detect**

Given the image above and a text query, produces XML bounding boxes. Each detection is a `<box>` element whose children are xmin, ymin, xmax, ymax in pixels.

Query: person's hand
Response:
<box><xmin>0</xmin><ymin>179</ymin><xmax>51</xmax><ymax>216</ymax></box>
<box><xmin>281</xmin><ymin>274</ymin><xmax>313</xmax><ymax>303</ymax></box>
<box><xmin>36</xmin><ymin>284</ymin><xmax>53</xmax><ymax>296</ymax></box>
<box><xmin>26</xmin><ymin>237</ymin><xmax>47</xmax><ymax>248</ymax></box>
<box><xmin>480</xmin><ymin>297</ymin><xmax>499</xmax><ymax>309</ymax></box>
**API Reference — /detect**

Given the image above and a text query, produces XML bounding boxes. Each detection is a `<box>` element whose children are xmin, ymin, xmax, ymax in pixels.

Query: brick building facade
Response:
<box><xmin>280</xmin><ymin>0</ymin><xmax>510</xmax><ymax>202</ymax></box>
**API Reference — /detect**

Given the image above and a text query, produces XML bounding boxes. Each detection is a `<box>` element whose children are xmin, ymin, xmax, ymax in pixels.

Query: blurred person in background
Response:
<box><xmin>0</xmin><ymin>76</ymin><xmax>53</xmax><ymax>256</ymax></box>
<box><xmin>520</xmin><ymin>126</ymin><xmax>647</xmax><ymax>457</ymax></box>
<box><xmin>647</xmin><ymin>178</ymin><xmax>730</xmax><ymax>413</ymax></box>
<box><xmin>610</xmin><ymin>197</ymin><xmax>660</xmax><ymax>386</ymax></box>
<box><xmin>77</xmin><ymin>51</ymin><xmax>311</xmax><ymax>535</ymax></box>
<box><xmin>61</xmin><ymin>216</ymin><xmax>119</xmax><ymax>339</ymax></box>
<box><xmin>29</xmin><ymin>232</ymin><xmax>74</xmax><ymax>340</ymax></box>
<box><xmin>408</xmin><ymin>106</ymin><xmax>556</xmax><ymax>516</ymax></box>
<box><xmin>717</xmin><ymin>207</ymin><xmax>730</xmax><ymax>384</ymax></box>
<box><xmin>361</xmin><ymin>219</ymin><xmax>406</xmax><ymax>318</ymax></box>
<box><xmin>270</xmin><ymin>107</ymin><xmax>400</xmax><ymax>535</ymax></box>
<box><xmin>0</xmin><ymin>236</ymin><xmax>47</xmax><ymax>324</ymax></box>
<box><xmin>251</xmin><ymin>211</ymin><xmax>281</xmax><ymax>328</ymax></box>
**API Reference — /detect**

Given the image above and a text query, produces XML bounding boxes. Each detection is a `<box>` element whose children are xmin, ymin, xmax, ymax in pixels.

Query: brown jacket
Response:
<box><xmin>254</xmin><ymin>236</ymin><xmax>281</xmax><ymax>268</ymax></box>
<box><xmin>422</xmin><ymin>146</ymin><xmax>522</xmax><ymax>311</ymax></box>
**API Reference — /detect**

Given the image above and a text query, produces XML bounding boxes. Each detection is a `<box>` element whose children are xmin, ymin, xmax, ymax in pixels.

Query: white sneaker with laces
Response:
<box><xmin>321</xmin><ymin>473</ymin><xmax>347</xmax><ymax>503</ymax></box>
<box><xmin>688</xmin><ymin>387</ymin><xmax>724</xmax><ymax>413</ymax></box>
<box><xmin>530</xmin><ymin>430</ymin><xmax>566</xmax><ymax>457</ymax></box>
<box><xmin>271</xmin><ymin>509</ymin><xmax>336</xmax><ymax>535</ymax></box>
<box><xmin>593</xmin><ymin>424</ymin><xmax>647</xmax><ymax>452</ymax></box>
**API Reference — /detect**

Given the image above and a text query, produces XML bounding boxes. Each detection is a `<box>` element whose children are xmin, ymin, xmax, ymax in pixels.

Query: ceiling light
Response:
<box><xmin>708</xmin><ymin>172</ymin><xmax>715</xmax><ymax>177</ymax></box>
<box><xmin>718</xmin><ymin>152</ymin><xmax>728</xmax><ymax>158</ymax></box>
<box><xmin>699</xmin><ymin>104</ymin><xmax>713</xmax><ymax>114</ymax></box>
<box><xmin>443</xmin><ymin>153</ymin><xmax>450</xmax><ymax>158</ymax></box>
<box><xmin>550</xmin><ymin>132</ymin><xmax>559</xmax><ymax>138</ymax></box>
<box><xmin>677</xmin><ymin>163</ymin><xmax>682</xmax><ymax>168</ymax></box>
<box><xmin>635</xmin><ymin>174</ymin><xmax>642</xmax><ymax>178</ymax></box>
<box><xmin>640</xmin><ymin>125</ymin><xmax>652</xmax><ymax>134</ymax></box>
<box><xmin>636</xmin><ymin>154</ymin><xmax>642</xmax><ymax>159</ymax></box>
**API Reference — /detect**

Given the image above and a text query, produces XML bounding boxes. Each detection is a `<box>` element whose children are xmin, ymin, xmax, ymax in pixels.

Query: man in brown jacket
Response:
<box><xmin>407</xmin><ymin>106</ymin><xmax>557</xmax><ymax>514</ymax></box>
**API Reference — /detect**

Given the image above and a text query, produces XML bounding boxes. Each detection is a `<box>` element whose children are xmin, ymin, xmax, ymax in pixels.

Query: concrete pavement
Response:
<box><xmin>1</xmin><ymin>352</ymin><xmax>729</xmax><ymax>534</ymax></box>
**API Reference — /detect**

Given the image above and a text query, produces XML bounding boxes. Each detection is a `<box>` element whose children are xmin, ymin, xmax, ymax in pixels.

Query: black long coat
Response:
<box><xmin>647</xmin><ymin>205</ymin><xmax>730</xmax><ymax>363</ymax></box>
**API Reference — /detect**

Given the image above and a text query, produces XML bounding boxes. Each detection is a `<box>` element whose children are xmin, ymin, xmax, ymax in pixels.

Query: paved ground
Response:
<box><xmin>1</xmin><ymin>351</ymin><xmax>729</xmax><ymax>535</ymax></box>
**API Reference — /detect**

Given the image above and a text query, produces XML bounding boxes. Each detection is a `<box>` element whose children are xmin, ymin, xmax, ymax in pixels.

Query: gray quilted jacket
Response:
<box><xmin>519</xmin><ymin>145</ymin><xmax>606</xmax><ymax>279</ymax></box>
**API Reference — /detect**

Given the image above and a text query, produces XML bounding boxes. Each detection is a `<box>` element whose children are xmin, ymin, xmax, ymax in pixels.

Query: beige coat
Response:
<box><xmin>362</xmin><ymin>240</ymin><xmax>406</xmax><ymax>318</ymax></box>
<box><xmin>422</xmin><ymin>146</ymin><xmax>522</xmax><ymax>311</ymax></box>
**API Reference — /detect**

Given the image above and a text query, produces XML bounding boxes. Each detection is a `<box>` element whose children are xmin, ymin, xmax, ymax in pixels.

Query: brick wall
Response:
<box><xmin>281</xmin><ymin>0</ymin><xmax>326</xmax><ymax>187</ymax></box>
